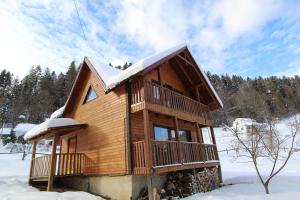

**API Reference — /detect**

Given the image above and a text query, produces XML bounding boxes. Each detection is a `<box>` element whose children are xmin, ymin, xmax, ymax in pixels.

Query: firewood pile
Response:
<box><xmin>137</xmin><ymin>167</ymin><xmax>220</xmax><ymax>200</ymax></box>
<box><xmin>160</xmin><ymin>167</ymin><xmax>220</xmax><ymax>199</ymax></box>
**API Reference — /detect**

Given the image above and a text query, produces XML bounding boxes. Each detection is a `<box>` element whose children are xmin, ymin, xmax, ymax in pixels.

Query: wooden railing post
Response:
<box><xmin>29</xmin><ymin>140</ymin><xmax>37</xmax><ymax>184</ymax></box>
<box><xmin>47</xmin><ymin>133</ymin><xmax>59</xmax><ymax>191</ymax></box>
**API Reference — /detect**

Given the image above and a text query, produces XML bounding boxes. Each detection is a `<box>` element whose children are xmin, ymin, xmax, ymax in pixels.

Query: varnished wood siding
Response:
<box><xmin>63</xmin><ymin>69</ymin><xmax>128</xmax><ymax>175</ymax></box>
<box><xmin>131</xmin><ymin>111</ymin><xmax>144</xmax><ymax>142</ymax></box>
<box><xmin>144</xmin><ymin>62</ymin><xmax>192</xmax><ymax>98</ymax></box>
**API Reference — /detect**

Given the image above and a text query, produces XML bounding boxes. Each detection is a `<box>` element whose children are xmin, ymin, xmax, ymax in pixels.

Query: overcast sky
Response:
<box><xmin>0</xmin><ymin>0</ymin><xmax>299</xmax><ymax>78</ymax></box>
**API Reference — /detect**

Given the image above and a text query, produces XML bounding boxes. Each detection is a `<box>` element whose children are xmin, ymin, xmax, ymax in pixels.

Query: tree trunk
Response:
<box><xmin>263</xmin><ymin>183</ymin><xmax>270</xmax><ymax>194</ymax></box>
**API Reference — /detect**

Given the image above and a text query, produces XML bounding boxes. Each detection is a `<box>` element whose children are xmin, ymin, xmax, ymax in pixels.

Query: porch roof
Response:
<box><xmin>24</xmin><ymin>118</ymin><xmax>87</xmax><ymax>141</ymax></box>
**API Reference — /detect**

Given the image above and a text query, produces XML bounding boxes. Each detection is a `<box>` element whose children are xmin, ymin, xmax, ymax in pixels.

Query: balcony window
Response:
<box><xmin>154</xmin><ymin>125</ymin><xmax>175</xmax><ymax>141</ymax></box>
<box><xmin>178</xmin><ymin>129</ymin><xmax>192</xmax><ymax>142</ymax></box>
<box><xmin>152</xmin><ymin>81</ymin><xmax>161</xmax><ymax>101</ymax></box>
<box><xmin>201</xmin><ymin>127</ymin><xmax>213</xmax><ymax>144</ymax></box>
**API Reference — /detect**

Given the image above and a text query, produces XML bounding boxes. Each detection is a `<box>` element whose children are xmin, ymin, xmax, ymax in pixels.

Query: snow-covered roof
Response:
<box><xmin>233</xmin><ymin>118</ymin><xmax>258</xmax><ymax>126</ymax></box>
<box><xmin>87</xmin><ymin>43</ymin><xmax>223</xmax><ymax>108</ymax></box>
<box><xmin>50</xmin><ymin>106</ymin><xmax>65</xmax><ymax>119</ymax></box>
<box><xmin>0</xmin><ymin>128</ymin><xmax>12</xmax><ymax>135</ymax></box>
<box><xmin>24</xmin><ymin>118</ymin><xmax>85</xmax><ymax>140</ymax></box>
<box><xmin>14</xmin><ymin>123</ymin><xmax>36</xmax><ymax>133</ymax></box>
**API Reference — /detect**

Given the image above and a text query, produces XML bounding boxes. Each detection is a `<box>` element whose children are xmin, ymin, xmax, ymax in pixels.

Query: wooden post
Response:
<box><xmin>210</xmin><ymin>126</ymin><xmax>217</xmax><ymax>145</ymax></box>
<box><xmin>173</xmin><ymin>117</ymin><xmax>181</xmax><ymax>163</ymax></box>
<box><xmin>143</xmin><ymin>109</ymin><xmax>152</xmax><ymax>171</ymax></box>
<box><xmin>29</xmin><ymin>140</ymin><xmax>37</xmax><ymax>184</ymax></box>
<box><xmin>209</xmin><ymin>126</ymin><xmax>223</xmax><ymax>182</ymax></box>
<box><xmin>144</xmin><ymin>110</ymin><xmax>154</xmax><ymax>200</ymax></box>
<box><xmin>157</xmin><ymin>67</ymin><xmax>166</xmax><ymax>106</ymax></box>
<box><xmin>194</xmin><ymin>123</ymin><xmax>200</xmax><ymax>143</ymax></box>
<box><xmin>47</xmin><ymin>133</ymin><xmax>59</xmax><ymax>191</ymax></box>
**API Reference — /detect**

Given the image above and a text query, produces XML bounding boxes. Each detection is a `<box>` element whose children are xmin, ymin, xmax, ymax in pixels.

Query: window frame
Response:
<box><xmin>83</xmin><ymin>85</ymin><xmax>97</xmax><ymax>104</ymax></box>
<box><xmin>153</xmin><ymin>124</ymin><xmax>176</xmax><ymax>141</ymax></box>
<box><xmin>178</xmin><ymin>129</ymin><xmax>192</xmax><ymax>142</ymax></box>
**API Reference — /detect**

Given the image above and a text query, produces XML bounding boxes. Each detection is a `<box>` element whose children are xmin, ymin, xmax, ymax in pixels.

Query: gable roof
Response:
<box><xmin>64</xmin><ymin>44</ymin><xmax>223</xmax><ymax>114</ymax></box>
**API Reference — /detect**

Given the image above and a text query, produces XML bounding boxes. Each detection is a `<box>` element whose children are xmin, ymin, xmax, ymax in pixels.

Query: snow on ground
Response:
<box><xmin>0</xmin><ymin>117</ymin><xmax>299</xmax><ymax>200</ymax></box>
<box><xmin>184</xmin><ymin>116</ymin><xmax>300</xmax><ymax>200</ymax></box>
<box><xmin>0</xmin><ymin>143</ymin><xmax>102</xmax><ymax>200</ymax></box>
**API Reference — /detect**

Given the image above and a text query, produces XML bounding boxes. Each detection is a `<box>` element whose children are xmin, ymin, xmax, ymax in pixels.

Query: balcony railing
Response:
<box><xmin>132</xmin><ymin>140</ymin><xmax>219</xmax><ymax>174</ymax></box>
<box><xmin>131</xmin><ymin>80</ymin><xmax>211</xmax><ymax>120</ymax></box>
<box><xmin>30</xmin><ymin>153</ymin><xmax>92</xmax><ymax>179</ymax></box>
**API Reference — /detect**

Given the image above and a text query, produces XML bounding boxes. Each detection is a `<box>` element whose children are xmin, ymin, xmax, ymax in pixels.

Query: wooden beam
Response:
<box><xmin>177</xmin><ymin>54</ymin><xmax>195</xmax><ymax>68</ymax></box>
<box><xmin>184</xmin><ymin>51</ymin><xmax>219</xmax><ymax>108</ymax></box>
<box><xmin>188</xmin><ymin>82</ymin><xmax>204</xmax><ymax>91</ymax></box>
<box><xmin>195</xmin><ymin>123</ymin><xmax>203</xmax><ymax>143</ymax></box>
<box><xmin>143</xmin><ymin>109</ymin><xmax>153</xmax><ymax>172</ymax></box>
<box><xmin>174</xmin><ymin>57</ymin><xmax>193</xmax><ymax>86</ymax></box>
<box><xmin>29</xmin><ymin>141</ymin><xmax>37</xmax><ymax>184</ymax></box>
<box><xmin>47</xmin><ymin>133</ymin><xmax>59</xmax><ymax>191</ymax></box>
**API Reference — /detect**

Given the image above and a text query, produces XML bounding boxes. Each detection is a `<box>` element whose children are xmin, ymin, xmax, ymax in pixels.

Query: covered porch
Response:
<box><xmin>25</xmin><ymin>118</ymin><xmax>88</xmax><ymax>191</ymax></box>
<box><xmin>131</xmin><ymin>110</ymin><xmax>220</xmax><ymax>174</ymax></box>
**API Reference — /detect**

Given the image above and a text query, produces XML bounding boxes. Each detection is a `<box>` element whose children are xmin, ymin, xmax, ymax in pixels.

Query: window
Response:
<box><xmin>201</xmin><ymin>127</ymin><xmax>213</xmax><ymax>144</ymax></box>
<box><xmin>83</xmin><ymin>86</ymin><xmax>97</xmax><ymax>104</ymax></box>
<box><xmin>154</xmin><ymin>125</ymin><xmax>176</xmax><ymax>141</ymax></box>
<box><xmin>152</xmin><ymin>80</ymin><xmax>161</xmax><ymax>100</ymax></box>
<box><xmin>178</xmin><ymin>129</ymin><xmax>192</xmax><ymax>142</ymax></box>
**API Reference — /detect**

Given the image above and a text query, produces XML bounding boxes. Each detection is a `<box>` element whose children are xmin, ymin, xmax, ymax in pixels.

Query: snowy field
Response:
<box><xmin>0</xmin><ymin>118</ymin><xmax>299</xmax><ymax>200</ymax></box>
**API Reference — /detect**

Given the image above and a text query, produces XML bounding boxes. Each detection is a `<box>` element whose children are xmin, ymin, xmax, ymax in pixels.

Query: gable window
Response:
<box><xmin>154</xmin><ymin>125</ymin><xmax>176</xmax><ymax>141</ymax></box>
<box><xmin>178</xmin><ymin>129</ymin><xmax>192</xmax><ymax>142</ymax></box>
<box><xmin>83</xmin><ymin>86</ymin><xmax>97</xmax><ymax>104</ymax></box>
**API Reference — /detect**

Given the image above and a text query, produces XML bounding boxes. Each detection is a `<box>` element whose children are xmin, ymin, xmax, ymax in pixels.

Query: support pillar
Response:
<box><xmin>47</xmin><ymin>133</ymin><xmax>59</xmax><ymax>191</ymax></box>
<box><xmin>29</xmin><ymin>140</ymin><xmax>37</xmax><ymax>184</ymax></box>
<box><xmin>144</xmin><ymin>110</ymin><xmax>154</xmax><ymax>200</ymax></box>
<box><xmin>147</xmin><ymin>174</ymin><xmax>154</xmax><ymax>200</ymax></box>
<box><xmin>143</xmin><ymin>109</ymin><xmax>152</xmax><ymax>170</ymax></box>
<box><xmin>210</xmin><ymin>126</ymin><xmax>223</xmax><ymax>183</ymax></box>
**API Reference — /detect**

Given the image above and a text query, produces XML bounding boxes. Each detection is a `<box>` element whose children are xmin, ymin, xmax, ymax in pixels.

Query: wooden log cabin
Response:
<box><xmin>24</xmin><ymin>44</ymin><xmax>223</xmax><ymax>199</ymax></box>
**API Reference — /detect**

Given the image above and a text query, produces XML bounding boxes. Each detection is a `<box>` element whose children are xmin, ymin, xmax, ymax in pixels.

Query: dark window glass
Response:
<box><xmin>154</xmin><ymin>125</ymin><xmax>176</xmax><ymax>141</ymax></box>
<box><xmin>83</xmin><ymin>86</ymin><xmax>97</xmax><ymax>104</ymax></box>
<box><xmin>178</xmin><ymin>129</ymin><xmax>192</xmax><ymax>142</ymax></box>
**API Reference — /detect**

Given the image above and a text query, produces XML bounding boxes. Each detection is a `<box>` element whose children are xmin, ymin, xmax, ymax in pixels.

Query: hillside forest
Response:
<box><xmin>0</xmin><ymin>63</ymin><xmax>300</xmax><ymax>127</ymax></box>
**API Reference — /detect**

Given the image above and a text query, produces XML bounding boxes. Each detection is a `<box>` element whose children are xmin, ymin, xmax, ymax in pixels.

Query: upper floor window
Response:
<box><xmin>152</xmin><ymin>80</ymin><xmax>161</xmax><ymax>100</ymax></box>
<box><xmin>154</xmin><ymin>125</ymin><xmax>176</xmax><ymax>141</ymax></box>
<box><xmin>178</xmin><ymin>129</ymin><xmax>192</xmax><ymax>142</ymax></box>
<box><xmin>83</xmin><ymin>86</ymin><xmax>97</xmax><ymax>104</ymax></box>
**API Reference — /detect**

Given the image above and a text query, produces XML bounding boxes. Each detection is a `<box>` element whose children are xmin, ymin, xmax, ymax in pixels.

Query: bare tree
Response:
<box><xmin>227</xmin><ymin>116</ymin><xmax>300</xmax><ymax>194</ymax></box>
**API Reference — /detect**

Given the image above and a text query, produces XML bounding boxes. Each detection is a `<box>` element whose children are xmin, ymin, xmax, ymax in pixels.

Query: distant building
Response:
<box><xmin>14</xmin><ymin>123</ymin><xmax>36</xmax><ymax>138</ymax></box>
<box><xmin>232</xmin><ymin>118</ymin><xmax>260</xmax><ymax>134</ymax></box>
<box><xmin>0</xmin><ymin>127</ymin><xmax>12</xmax><ymax>136</ymax></box>
<box><xmin>0</xmin><ymin>123</ymin><xmax>13</xmax><ymax>137</ymax></box>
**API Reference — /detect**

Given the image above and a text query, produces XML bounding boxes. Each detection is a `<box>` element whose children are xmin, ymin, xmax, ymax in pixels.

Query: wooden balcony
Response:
<box><xmin>132</xmin><ymin>140</ymin><xmax>219</xmax><ymax>174</ymax></box>
<box><xmin>131</xmin><ymin>80</ymin><xmax>212</xmax><ymax>125</ymax></box>
<box><xmin>30</xmin><ymin>153</ymin><xmax>92</xmax><ymax>180</ymax></box>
